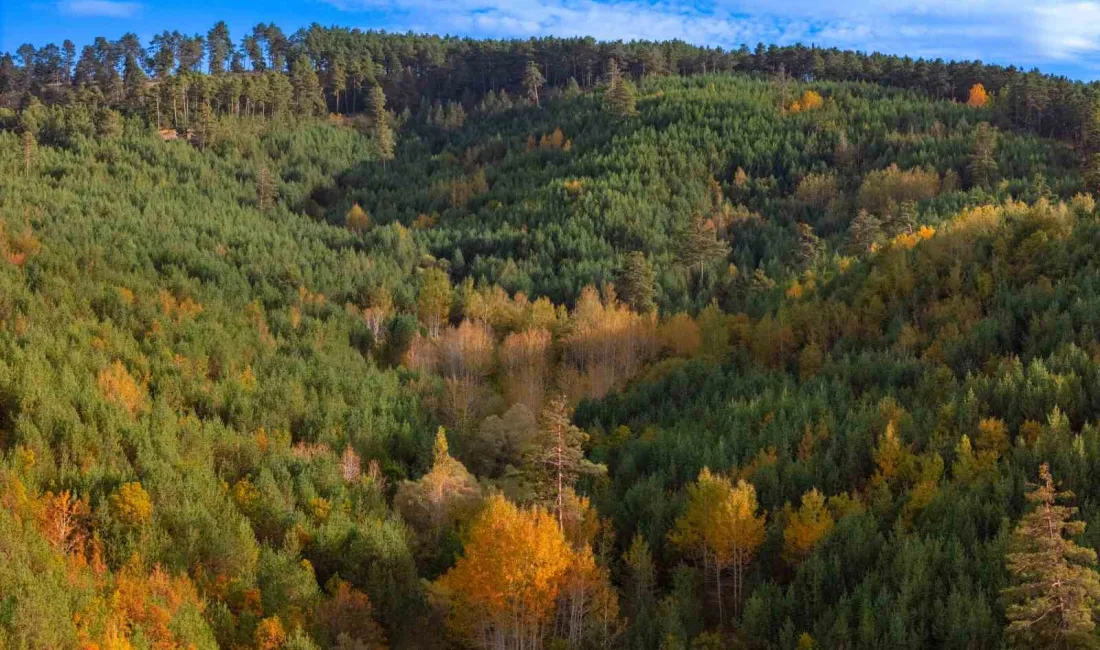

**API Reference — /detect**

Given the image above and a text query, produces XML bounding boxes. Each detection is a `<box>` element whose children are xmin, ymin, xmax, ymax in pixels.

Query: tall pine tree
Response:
<box><xmin>1002</xmin><ymin>463</ymin><xmax>1100</xmax><ymax>649</ymax></box>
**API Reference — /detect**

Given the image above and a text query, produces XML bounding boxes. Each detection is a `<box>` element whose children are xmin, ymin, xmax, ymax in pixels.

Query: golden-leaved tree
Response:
<box><xmin>968</xmin><ymin>83</ymin><xmax>989</xmax><ymax>108</ymax></box>
<box><xmin>434</xmin><ymin>494</ymin><xmax>573</xmax><ymax>649</ymax></box>
<box><xmin>782</xmin><ymin>488</ymin><xmax>834</xmax><ymax>564</ymax></box>
<box><xmin>670</xmin><ymin>468</ymin><xmax>766</xmax><ymax>624</ymax></box>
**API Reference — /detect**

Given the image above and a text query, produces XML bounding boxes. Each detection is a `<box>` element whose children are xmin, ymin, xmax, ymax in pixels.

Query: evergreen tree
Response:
<box><xmin>523</xmin><ymin>59</ymin><xmax>545</xmax><ymax>107</ymax></box>
<box><xmin>257</xmin><ymin>165</ymin><xmax>277</xmax><ymax>213</ymax></box>
<box><xmin>848</xmin><ymin>209</ymin><xmax>884</xmax><ymax>253</ymax></box>
<box><xmin>370</xmin><ymin>84</ymin><xmax>395</xmax><ymax>170</ymax></box>
<box><xmin>885</xmin><ymin>200</ymin><xmax>918</xmax><ymax>237</ymax></box>
<box><xmin>604</xmin><ymin>58</ymin><xmax>637</xmax><ymax>118</ymax></box>
<box><xmin>969</xmin><ymin>122</ymin><xmax>999</xmax><ymax>189</ymax></box>
<box><xmin>624</xmin><ymin>533</ymin><xmax>659</xmax><ymax>649</ymax></box>
<box><xmin>617</xmin><ymin>251</ymin><xmax>657</xmax><ymax>314</ymax></box>
<box><xmin>676</xmin><ymin>213</ymin><xmax>730</xmax><ymax>277</ymax></box>
<box><xmin>528</xmin><ymin>395</ymin><xmax>602</xmax><ymax>529</ymax></box>
<box><xmin>1002</xmin><ymin>464</ymin><xmax>1100</xmax><ymax>649</ymax></box>
<box><xmin>289</xmin><ymin>54</ymin><xmax>324</xmax><ymax>117</ymax></box>
<box><xmin>795</xmin><ymin>222</ymin><xmax>824</xmax><ymax>269</ymax></box>
<box><xmin>206</xmin><ymin>21</ymin><xmax>232</xmax><ymax>75</ymax></box>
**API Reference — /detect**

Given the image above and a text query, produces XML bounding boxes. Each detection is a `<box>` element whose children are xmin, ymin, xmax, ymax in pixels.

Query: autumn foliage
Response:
<box><xmin>435</xmin><ymin>494</ymin><xmax>573</xmax><ymax>649</ymax></box>
<box><xmin>967</xmin><ymin>83</ymin><xmax>989</xmax><ymax>108</ymax></box>
<box><xmin>97</xmin><ymin>361</ymin><xmax>147</xmax><ymax>416</ymax></box>
<box><xmin>670</xmin><ymin>468</ymin><xmax>766</xmax><ymax>623</ymax></box>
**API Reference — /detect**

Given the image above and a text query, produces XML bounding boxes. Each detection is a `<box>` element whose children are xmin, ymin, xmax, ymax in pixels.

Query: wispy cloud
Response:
<box><xmin>323</xmin><ymin>0</ymin><xmax>1100</xmax><ymax>76</ymax></box>
<box><xmin>57</xmin><ymin>0</ymin><xmax>141</xmax><ymax>18</ymax></box>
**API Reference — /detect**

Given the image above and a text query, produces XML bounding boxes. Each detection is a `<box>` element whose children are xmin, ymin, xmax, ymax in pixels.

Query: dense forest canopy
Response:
<box><xmin>5</xmin><ymin>21</ymin><xmax>1100</xmax><ymax>650</ymax></box>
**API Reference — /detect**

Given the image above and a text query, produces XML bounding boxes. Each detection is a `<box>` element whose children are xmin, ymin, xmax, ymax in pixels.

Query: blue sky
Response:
<box><xmin>4</xmin><ymin>0</ymin><xmax>1100</xmax><ymax>80</ymax></box>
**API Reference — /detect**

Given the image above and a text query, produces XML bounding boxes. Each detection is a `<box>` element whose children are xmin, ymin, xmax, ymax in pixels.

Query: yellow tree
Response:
<box><xmin>669</xmin><ymin>468</ymin><xmax>766</xmax><ymax>624</ymax></box>
<box><xmin>499</xmin><ymin>327</ymin><xmax>552</xmax><ymax>412</ymax></box>
<box><xmin>417</xmin><ymin>268</ymin><xmax>452</xmax><ymax>337</ymax></box>
<box><xmin>345</xmin><ymin>203</ymin><xmax>372</xmax><ymax>232</ymax></box>
<box><xmin>110</xmin><ymin>481</ymin><xmax>153</xmax><ymax>529</ymax></box>
<box><xmin>799</xmin><ymin>89</ymin><xmax>823</xmax><ymax>110</ymax></box>
<box><xmin>435</xmin><ymin>494</ymin><xmax>573</xmax><ymax>649</ymax></box>
<box><xmin>436</xmin><ymin>320</ymin><xmax>495</xmax><ymax>428</ymax></box>
<box><xmin>967</xmin><ymin>83</ymin><xmax>989</xmax><ymax>108</ymax></box>
<box><xmin>782</xmin><ymin>488</ymin><xmax>834</xmax><ymax>564</ymax></box>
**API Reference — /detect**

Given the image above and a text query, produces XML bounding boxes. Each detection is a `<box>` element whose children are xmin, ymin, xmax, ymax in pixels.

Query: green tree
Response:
<box><xmin>617</xmin><ymin>251</ymin><xmax>657</xmax><ymax>314</ymax></box>
<box><xmin>604</xmin><ymin>58</ymin><xmax>637</xmax><ymax>118</ymax></box>
<box><xmin>624</xmin><ymin>533</ymin><xmax>659</xmax><ymax>648</ymax></box>
<box><xmin>206</xmin><ymin>21</ymin><xmax>232</xmax><ymax>75</ymax></box>
<box><xmin>289</xmin><ymin>54</ymin><xmax>324</xmax><ymax>117</ymax></box>
<box><xmin>523</xmin><ymin>60</ymin><xmax>545</xmax><ymax>107</ymax></box>
<box><xmin>848</xmin><ymin>209</ymin><xmax>884</xmax><ymax>253</ymax></box>
<box><xmin>528</xmin><ymin>394</ymin><xmax>603</xmax><ymax>529</ymax></box>
<box><xmin>370</xmin><ymin>84</ymin><xmax>396</xmax><ymax>170</ymax></box>
<box><xmin>257</xmin><ymin>165</ymin><xmax>277</xmax><ymax>213</ymax></box>
<box><xmin>969</xmin><ymin>122</ymin><xmax>999</xmax><ymax>189</ymax></box>
<box><xmin>1002</xmin><ymin>463</ymin><xmax>1100</xmax><ymax>649</ymax></box>
<box><xmin>676</xmin><ymin>213</ymin><xmax>730</xmax><ymax>277</ymax></box>
<box><xmin>795</xmin><ymin>223</ymin><xmax>824</xmax><ymax>269</ymax></box>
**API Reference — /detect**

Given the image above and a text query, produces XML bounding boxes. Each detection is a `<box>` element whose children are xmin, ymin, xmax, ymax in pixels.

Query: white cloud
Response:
<box><xmin>324</xmin><ymin>0</ymin><xmax>1100</xmax><ymax>76</ymax></box>
<box><xmin>57</xmin><ymin>0</ymin><xmax>141</xmax><ymax>18</ymax></box>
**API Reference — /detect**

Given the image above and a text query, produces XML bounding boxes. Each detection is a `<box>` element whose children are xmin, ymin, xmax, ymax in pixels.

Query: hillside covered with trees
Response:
<box><xmin>5</xmin><ymin>22</ymin><xmax>1100</xmax><ymax>650</ymax></box>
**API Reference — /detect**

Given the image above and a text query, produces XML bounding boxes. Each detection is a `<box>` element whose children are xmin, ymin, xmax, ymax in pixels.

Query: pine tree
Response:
<box><xmin>969</xmin><ymin>122</ymin><xmax>999</xmax><ymax>189</ymax></box>
<box><xmin>848</xmin><ymin>209</ymin><xmax>884</xmax><ymax>253</ymax></box>
<box><xmin>257</xmin><ymin>166</ymin><xmax>277</xmax><ymax>213</ymax></box>
<box><xmin>328</xmin><ymin>56</ymin><xmax>346</xmax><ymax>113</ymax></box>
<box><xmin>564</xmin><ymin>76</ymin><xmax>582</xmax><ymax>99</ymax></box>
<box><xmin>604</xmin><ymin>58</ymin><xmax>637</xmax><ymax>118</ymax></box>
<box><xmin>22</xmin><ymin>130</ymin><xmax>34</xmax><ymax>174</ymax></box>
<box><xmin>289</xmin><ymin>54</ymin><xmax>324</xmax><ymax>117</ymax></box>
<box><xmin>624</xmin><ymin>533</ymin><xmax>659</xmax><ymax>648</ymax></box>
<box><xmin>795</xmin><ymin>222</ymin><xmax>824</xmax><ymax>269</ymax></box>
<box><xmin>1002</xmin><ymin>463</ymin><xmax>1100</xmax><ymax>649</ymax></box>
<box><xmin>884</xmin><ymin>200</ymin><xmax>918</xmax><ymax>238</ymax></box>
<box><xmin>370</xmin><ymin>85</ymin><xmax>395</xmax><ymax>170</ymax></box>
<box><xmin>523</xmin><ymin>59</ymin><xmax>545</xmax><ymax>107</ymax></box>
<box><xmin>676</xmin><ymin>213</ymin><xmax>730</xmax><ymax>277</ymax></box>
<box><xmin>206</xmin><ymin>21</ymin><xmax>232</xmax><ymax>75</ymax></box>
<box><xmin>617</xmin><ymin>251</ymin><xmax>657</xmax><ymax>314</ymax></box>
<box><xmin>529</xmin><ymin>394</ymin><xmax>603</xmax><ymax>530</ymax></box>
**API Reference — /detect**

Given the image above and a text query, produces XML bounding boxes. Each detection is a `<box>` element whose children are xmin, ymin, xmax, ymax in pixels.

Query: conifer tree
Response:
<box><xmin>1002</xmin><ymin>463</ymin><xmax>1100</xmax><ymax>649</ymax></box>
<box><xmin>206</xmin><ymin>21</ymin><xmax>232</xmax><ymax>75</ymax></box>
<box><xmin>289</xmin><ymin>54</ymin><xmax>324</xmax><ymax>117</ymax></box>
<box><xmin>523</xmin><ymin>59</ymin><xmax>545</xmax><ymax>108</ymax></box>
<box><xmin>969</xmin><ymin>122</ymin><xmax>999</xmax><ymax>189</ymax></box>
<box><xmin>257</xmin><ymin>165</ymin><xmax>277</xmax><ymax>213</ymax></box>
<box><xmin>617</xmin><ymin>251</ymin><xmax>657</xmax><ymax>314</ymax></box>
<box><xmin>370</xmin><ymin>84</ymin><xmax>395</xmax><ymax>170</ymax></box>
<box><xmin>885</xmin><ymin>200</ymin><xmax>918</xmax><ymax>238</ymax></box>
<box><xmin>604</xmin><ymin>58</ymin><xmax>637</xmax><ymax>118</ymax></box>
<box><xmin>795</xmin><ymin>222</ymin><xmax>824</xmax><ymax>269</ymax></box>
<box><xmin>848</xmin><ymin>209</ymin><xmax>884</xmax><ymax>253</ymax></box>
<box><xmin>676</xmin><ymin>213</ymin><xmax>730</xmax><ymax>277</ymax></box>
<box><xmin>529</xmin><ymin>394</ymin><xmax>603</xmax><ymax>530</ymax></box>
<box><xmin>624</xmin><ymin>533</ymin><xmax>659</xmax><ymax>648</ymax></box>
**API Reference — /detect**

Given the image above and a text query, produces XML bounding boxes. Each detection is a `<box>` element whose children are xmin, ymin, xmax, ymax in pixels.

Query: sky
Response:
<box><xmin>3</xmin><ymin>0</ymin><xmax>1100</xmax><ymax>80</ymax></box>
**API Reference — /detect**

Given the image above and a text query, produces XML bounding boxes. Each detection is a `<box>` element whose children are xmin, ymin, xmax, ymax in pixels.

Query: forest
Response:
<box><xmin>4</xmin><ymin>20</ymin><xmax>1100</xmax><ymax>650</ymax></box>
